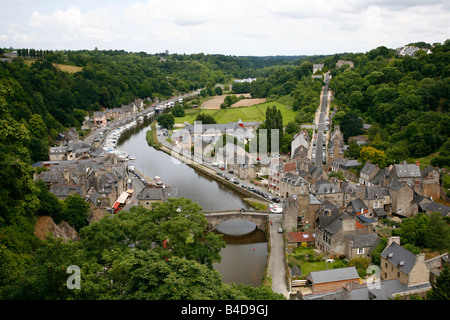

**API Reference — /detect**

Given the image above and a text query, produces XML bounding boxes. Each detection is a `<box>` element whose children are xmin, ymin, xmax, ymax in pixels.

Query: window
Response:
<box><xmin>357</xmin><ymin>248</ymin><xmax>364</xmax><ymax>254</ymax></box>
<box><xmin>146</xmin><ymin>201</ymin><xmax>150</xmax><ymax>206</ymax></box>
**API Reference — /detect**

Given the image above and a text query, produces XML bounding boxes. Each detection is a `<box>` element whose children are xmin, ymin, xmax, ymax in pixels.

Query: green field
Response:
<box><xmin>174</xmin><ymin>100</ymin><xmax>297</xmax><ymax>126</ymax></box>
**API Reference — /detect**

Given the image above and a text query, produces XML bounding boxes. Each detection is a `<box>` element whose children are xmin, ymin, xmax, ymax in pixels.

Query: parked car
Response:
<box><xmin>241</xmin><ymin>184</ymin><xmax>247</xmax><ymax>189</ymax></box>
<box><xmin>228</xmin><ymin>170</ymin><xmax>234</xmax><ymax>174</ymax></box>
<box><xmin>272</xmin><ymin>197</ymin><xmax>280</xmax><ymax>203</ymax></box>
<box><xmin>277</xmin><ymin>227</ymin><xmax>283</xmax><ymax>233</ymax></box>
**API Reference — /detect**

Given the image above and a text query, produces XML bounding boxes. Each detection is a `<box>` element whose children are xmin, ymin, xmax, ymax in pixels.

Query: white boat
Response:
<box><xmin>128</xmin><ymin>155</ymin><xmax>136</xmax><ymax>160</ymax></box>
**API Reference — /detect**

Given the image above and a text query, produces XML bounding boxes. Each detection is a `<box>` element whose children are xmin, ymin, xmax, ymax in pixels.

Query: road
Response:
<box><xmin>268</xmin><ymin>214</ymin><xmax>290</xmax><ymax>298</ymax></box>
<box><xmin>311</xmin><ymin>72</ymin><xmax>331</xmax><ymax>166</ymax></box>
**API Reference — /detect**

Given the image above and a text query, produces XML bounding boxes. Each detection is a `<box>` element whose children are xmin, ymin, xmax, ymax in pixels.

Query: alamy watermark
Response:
<box><xmin>66</xmin><ymin>265</ymin><xmax>81</xmax><ymax>290</ymax></box>
<box><xmin>168</xmin><ymin>121</ymin><xmax>280</xmax><ymax>168</ymax></box>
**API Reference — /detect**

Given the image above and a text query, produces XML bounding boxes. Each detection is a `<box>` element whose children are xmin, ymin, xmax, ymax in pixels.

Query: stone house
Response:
<box><xmin>388</xmin><ymin>162</ymin><xmax>422</xmax><ymax>186</ymax></box>
<box><xmin>315</xmin><ymin>211</ymin><xmax>372</xmax><ymax>256</ymax></box>
<box><xmin>278</xmin><ymin>171</ymin><xmax>310</xmax><ymax>199</ymax></box>
<box><xmin>380</xmin><ymin>237</ymin><xmax>430</xmax><ymax>287</ymax></box>
<box><xmin>312</xmin><ymin>179</ymin><xmax>343</xmax><ymax>207</ymax></box>
<box><xmin>287</xmin><ymin>231</ymin><xmax>316</xmax><ymax>247</ymax></box>
<box><xmin>93</xmin><ymin>112</ymin><xmax>107</xmax><ymax>127</ymax></box>
<box><xmin>284</xmin><ymin>193</ymin><xmax>322</xmax><ymax>232</ymax></box>
<box><xmin>387</xmin><ymin>180</ymin><xmax>415</xmax><ymax>217</ymax></box>
<box><xmin>326</xmin><ymin>125</ymin><xmax>345</xmax><ymax>167</ymax></box>
<box><xmin>331</xmin><ymin>158</ymin><xmax>360</xmax><ymax>181</ymax></box>
<box><xmin>136</xmin><ymin>186</ymin><xmax>178</xmax><ymax>209</ymax></box>
<box><xmin>419</xmin><ymin>200</ymin><xmax>450</xmax><ymax>216</ymax></box>
<box><xmin>356</xmin><ymin>185</ymin><xmax>391</xmax><ymax>219</ymax></box>
<box><xmin>359</xmin><ymin>162</ymin><xmax>380</xmax><ymax>186</ymax></box>
<box><xmin>344</xmin><ymin>233</ymin><xmax>380</xmax><ymax>260</ymax></box>
<box><xmin>291</xmin><ymin>130</ymin><xmax>309</xmax><ymax>160</ymax></box>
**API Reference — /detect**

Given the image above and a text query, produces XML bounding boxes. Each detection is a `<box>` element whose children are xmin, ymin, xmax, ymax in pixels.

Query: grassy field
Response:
<box><xmin>174</xmin><ymin>99</ymin><xmax>297</xmax><ymax>126</ymax></box>
<box><xmin>24</xmin><ymin>59</ymin><xmax>83</xmax><ymax>73</ymax></box>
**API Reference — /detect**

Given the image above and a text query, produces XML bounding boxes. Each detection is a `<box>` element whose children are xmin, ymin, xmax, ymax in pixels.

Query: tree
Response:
<box><xmin>35</xmin><ymin>179</ymin><xmax>64</xmax><ymax>223</ymax></box>
<box><xmin>392</xmin><ymin>213</ymin><xmax>429</xmax><ymax>248</ymax></box>
<box><xmin>214</xmin><ymin>86</ymin><xmax>223</xmax><ymax>95</ymax></box>
<box><xmin>157</xmin><ymin>113</ymin><xmax>175</xmax><ymax>130</ymax></box>
<box><xmin>339</xmin><ymin>112</ymin><xmax>364</xmax><ymax>142</ymax></box>
<box><xmin>171</xmin><ymin>103</ymin><xmax>185</xmax><ymax>117</ymax></box>
<box><xmin>257</xmin><ymin>106</ymin><xmax>283</xmax><ymax>154</ymax></box>
<box><xmin>285</xmin><ymin>121</ymin><xmax>298</xmax><ymax>135</ymax></box>
<box><xmin>359</xmin><ymin>146</ymin><xmax>387</xmax><ymax>168</ymax></box>
<box><xmin>62</xmin><ymin>194</ymin><xmax>90</xmax><ymax>231</ymax></box>
<box><xmin>195</xmin><ymin>113</ymin><xmax>216</xmax><ymax>124</ymax></box>
<box><xmin>426</xmin><ymin>263</ymin><xmax>450</xmax><ymax>300</ymax></box>
<box><xmin>425</xmin><ymin>212</ymin><xmax>450</xmax><ymax>252</ymax></box>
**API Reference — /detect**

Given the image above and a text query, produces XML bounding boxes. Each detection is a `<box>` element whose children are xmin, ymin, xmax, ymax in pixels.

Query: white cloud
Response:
<box><xmin>0</xmin><ymin>0</ymin><xmax>448</xmax><ymax>55</ymax></box>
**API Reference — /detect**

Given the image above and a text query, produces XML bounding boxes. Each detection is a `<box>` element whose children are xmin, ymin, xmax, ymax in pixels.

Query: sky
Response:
<box><xmin>1</xmin><ymin>0</ymin><xmax>449</xmax><ymax>56</ymax></box>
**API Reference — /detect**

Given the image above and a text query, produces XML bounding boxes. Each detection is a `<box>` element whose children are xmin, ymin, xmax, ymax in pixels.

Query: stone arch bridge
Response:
<box><xmin>203</xmin><ymin>210</ymin><xmax>271</xmax><ymax>231</ymax></box>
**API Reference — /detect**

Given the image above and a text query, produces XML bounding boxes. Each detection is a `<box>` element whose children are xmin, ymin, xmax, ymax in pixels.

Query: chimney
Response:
<box><xmin>342</xmin><ymin>217</ymin><xmax>356</xmax><ymax>232</ymax></box>
<box><xmin>415</xmin><ymin>253</ymin><xmax>425</xmax><ymax>264</ymax></box>
<box><xmin>387</xmin><ymin>236</ymin><xmax>401</xmax><ymax>247</ymax></box>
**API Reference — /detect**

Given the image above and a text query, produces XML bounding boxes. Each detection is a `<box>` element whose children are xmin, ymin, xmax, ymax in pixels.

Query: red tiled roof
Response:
<box><xmin>287</xmin><ymin>232</ymin><xmax>315</xmax><ymax>243</ymax></box>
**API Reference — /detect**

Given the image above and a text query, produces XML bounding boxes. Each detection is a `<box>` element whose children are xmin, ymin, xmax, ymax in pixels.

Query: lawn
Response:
<box><xmin>173</xmin><ymin>100</ymin><xmax>297</xmax><ymax>126</ymax></box>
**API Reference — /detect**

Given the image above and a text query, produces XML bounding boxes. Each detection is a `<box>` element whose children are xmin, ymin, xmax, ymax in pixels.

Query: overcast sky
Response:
<box><xmin>1</xmin><ymin>0</ymin><xmax>449</xmax><ymax>56</ymax></box>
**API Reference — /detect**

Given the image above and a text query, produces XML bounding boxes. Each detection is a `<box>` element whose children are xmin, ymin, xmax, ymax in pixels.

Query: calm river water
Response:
<box><xmin>117</xmin><ymin>119</ymin><xmax>267</xmax><ymax>287</ymax></box>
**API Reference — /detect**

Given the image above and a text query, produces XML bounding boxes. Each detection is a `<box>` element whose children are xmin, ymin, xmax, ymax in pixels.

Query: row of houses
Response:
<box><xmin>83</xmin><ymin>97</ymin><xmax>152</xmax><ymax>130</ymax></box>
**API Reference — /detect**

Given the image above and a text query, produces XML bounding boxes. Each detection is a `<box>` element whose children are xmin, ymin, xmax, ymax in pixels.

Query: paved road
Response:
<box><xmin>269</xmin><ymin>214</ymin><xmax>289</xmax><ymax>298</ymax></box>
<box><xmin>312</xmin><ymin>73</ymin><xmax>330</xmax><ymax>166</ymax></box>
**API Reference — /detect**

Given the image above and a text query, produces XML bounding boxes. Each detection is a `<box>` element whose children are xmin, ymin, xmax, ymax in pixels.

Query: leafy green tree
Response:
<box><xmin>62</xmin><ymin>194</ymin><xmax>90</xmax><ymax>232</ymax></box>
<box><xmin>35</xmin><ymin>179</ymin><xmax>64</xmax><ymax>222</ymax></box>
<box><xmin>359</xmin><ymin>146</ymin><xmax>387</xmax><ymax>168</ymax></box>
<box><xmin>157</xmin><ymin>113</ymin><xmax>175</xmax><ymax>129</ymax></box>
<box><xmin>425</xmin><ymin>212</ymin><xmax>450</xmax><ymax>252</ymax></box>
<box><xmin>285</xmin><ymin>121</ymin><xmax>299</xmax><ymax>134</ymax></box>
<box><xmin>195</xmin><ymin>113</ymin><xmax>216</xmax><ymax>124</ymax></box>
<box><xmin>426</xmin><ymin>263</ymin><xmax>450</xmax><ymax>300</ymax></box>
<box><xmin>392</xmin><ymin>213</ymin><xmax>429</xmax><ymax>248</ymax></box>
<box><xmin>171</xmin><ymin>103</ymin><xmax>185</xmax><ymax>117</ymax></box>
<box><xmin>214</xmin><ymin>86</ymin><xmax>223</xmax><ymax>95</ymax></box>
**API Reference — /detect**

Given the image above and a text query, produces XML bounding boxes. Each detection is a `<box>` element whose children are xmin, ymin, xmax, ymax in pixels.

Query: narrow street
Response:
<box><xmin>268</xmin><ymin>214</ymin><xmax>290</xmax><ymax>298</ymax></box>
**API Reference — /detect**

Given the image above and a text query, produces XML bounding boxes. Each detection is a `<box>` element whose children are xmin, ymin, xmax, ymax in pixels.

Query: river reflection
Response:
<box><xmin>117</xmin><ymin>119</ymin><xmax>266</xmax><ymax>286</ymax></box>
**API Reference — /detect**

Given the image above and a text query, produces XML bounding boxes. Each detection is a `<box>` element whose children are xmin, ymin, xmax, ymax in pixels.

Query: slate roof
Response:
<box><xmin>282</xmin><ymin>172</ymin><xmax>309</xmax><ymax>187</ymax></box>
<box><xmin>421</xmin><ymin>201</ymin><xmax>450</xmax><ymax>216</ymax></box>
<box><xmin>49</xmin><ymin>184</ymin><xmax>83</xmax><ymax>198</ymax></box>
<box><xmin>381</xmin><ymin>242</ymin><xmax>417</xmax><ymax>274</ymax></box>
<box><xmin>369</xmin><ymin>167</ymin><xmax>389</xmax><ymax>185</ymax></box>
<box><xmin>304</xmin><ymin>279</ymin><xmax>431</xmax><ymax>300</ymax></box>
<box><xmin>360</xmin><ymin>162</ymin><xmax>378</xmax><ymax>175</ymax></box>
<box><xmin>306</xmin><ymin>267</ymin><xmax>359</xmax><ymax>284</ymax></box>
<box><xmin>346</xmin><ymin>233</ymin><xmax>379</xmax><ymax>249</ymax></box>
<box><xmin>314</xmin><ymin>180</ymin><xmax>342</xmax><ymax>194</ymax></box>
<box><xmin>394</xmin><ymin>163</ymin><xmax>421</xmax><ymax>178</ymax></box>
<box><xmin>137</xmin><ymin>187</ymin><xmax>163</xmax><ymax>201</ymax></box>
<box><xmin>348</xmin><ymin>198</ymin><xmax>368</xmax><ymax>213</ymax></box>
<box><xmin>365</xmin><ymin>185</ymin><xmax>390</xmax><ymax>200</ymax></box>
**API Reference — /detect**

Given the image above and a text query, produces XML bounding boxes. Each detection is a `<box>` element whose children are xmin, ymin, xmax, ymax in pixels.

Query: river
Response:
<box><xmin>117</xmin><ymin>118</ymin><xmax>267</xmax><ymax>287</ymax></box>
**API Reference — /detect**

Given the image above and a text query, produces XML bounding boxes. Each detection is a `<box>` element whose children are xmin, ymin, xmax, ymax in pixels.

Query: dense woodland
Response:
<box><xmin>0</xmin><ymin>41</ymin><xmax>449</xmax><ymax>299</ymax></box>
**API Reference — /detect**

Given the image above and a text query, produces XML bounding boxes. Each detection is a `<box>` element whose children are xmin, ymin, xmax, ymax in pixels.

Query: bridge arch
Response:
<box><xmin>203</xmin><ymin>210</ymin><xmax>270</xmax><ymax>231</ymax></box>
